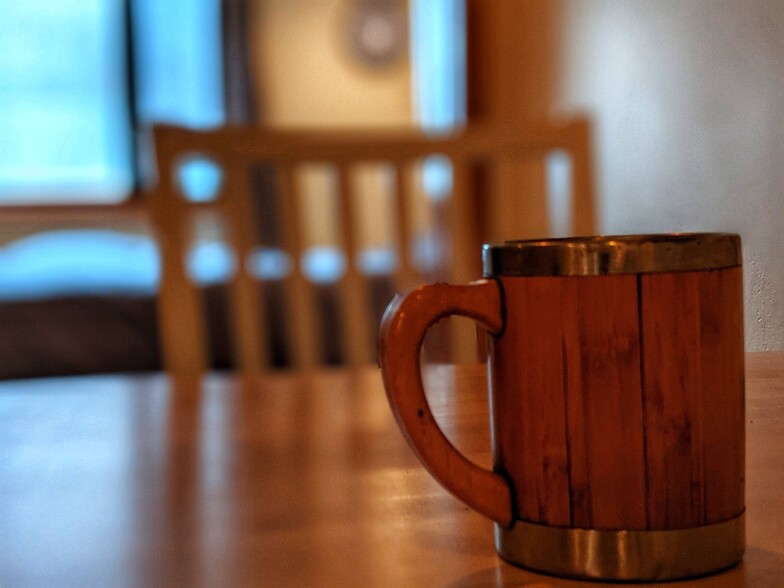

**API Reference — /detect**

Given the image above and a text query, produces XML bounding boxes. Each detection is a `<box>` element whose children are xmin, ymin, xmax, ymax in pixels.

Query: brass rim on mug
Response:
<box><xmin>495</xmin><ymin>512</ymin><xmax>745</xmax><ymax>582</ymax></box>
<box><xmin>483</xmin><ymin>233</ymin><xmax>742</xmax><ymax>277</ymax></box>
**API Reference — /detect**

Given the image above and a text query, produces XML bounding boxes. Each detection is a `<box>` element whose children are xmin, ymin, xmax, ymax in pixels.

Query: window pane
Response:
<box><xmin>410</xmin><ymin>0</ymin><xmax>466</xmax><ymax>133</ymax></box>
<box><xmin>0</xmin><ymin>0</ymin><xmax>133</xmax><ymax>203</ymax></box>
<box><xmin>132</xmin><ymin>0</ymin><xmax>224</xmax><ymax>127</ymax></box>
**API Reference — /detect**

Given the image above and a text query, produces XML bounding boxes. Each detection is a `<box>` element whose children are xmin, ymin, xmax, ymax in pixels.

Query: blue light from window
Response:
<box><xmin>410</xmin><ymin>1</ymin><xmax>464</xmax><ymax>205</ymax></box>
<box><xmin>357</xmin><ymin>248</ymin><xmax>398</xmax><ymax>276</ymax></box>
<box><xmin>176</xmin><ymin>156</ymin><xmax>223</xmax><ymax>202</ymax></box>
<box><xmin>186</xmin><ymin>240</ymin><xmax>236</xmax><ymax>285</ymax></box>
<box><xmin>246</xmin><ymin>248</ymin><xmax>293</xmax><ymax>281</ymax></box>
<box><xmin>302</xmin><ymin>247</ymin><xmax>346</xmax><ymax>284</ymax></box>
<box><xmin>0</xmin><ymin>2</ymin><xmax>133</xmax><ymax>203</ymax></box>
<box><xmin>132</xmin><ymin>0</ymin><xmax>224</xmax><ymax>128</ymax></box>
<box><xmin>0</xmin><ymin>230</ymin><xmax>159</xmax><ymax>300</ymax></box>
<box><xmin>410</xmin><ymin>0</ymin><xmax>466</xmax><ymax>134</ymax></box>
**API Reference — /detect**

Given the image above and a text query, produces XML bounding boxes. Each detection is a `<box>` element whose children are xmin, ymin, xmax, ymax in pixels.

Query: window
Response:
<box><xmin>0</xmin><ymin>1</ymin><xmax>133</xmax><ymax>204</ymax></box>
<box><xmin>0</xmin><ymin>1</ymin><xmax>226</xmax><ymax>300</ymax></box>
<box><xmin>0</xmin><ymin>0</ymin><xmax>224</xmax><ymax>205</ymax></box>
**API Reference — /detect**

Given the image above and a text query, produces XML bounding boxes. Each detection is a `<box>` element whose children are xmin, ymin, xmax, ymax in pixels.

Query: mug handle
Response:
<box><xmin>378</xmin><ymin>279</ymin><xmax>513</xmax><ymax>527</ymax></box>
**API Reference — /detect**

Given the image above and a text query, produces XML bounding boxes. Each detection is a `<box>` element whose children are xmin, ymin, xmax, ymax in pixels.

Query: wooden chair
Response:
<box><xmin>148</xmin><ymin>119</ymin><xmax>596</xmax><ymax>375</ymax></box>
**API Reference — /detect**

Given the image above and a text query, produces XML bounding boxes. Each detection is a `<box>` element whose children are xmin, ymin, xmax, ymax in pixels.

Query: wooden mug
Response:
<box><xmin>379</xmin><ymin>233</ymin><xmax>745</xmax><ymax>581</ymax></box>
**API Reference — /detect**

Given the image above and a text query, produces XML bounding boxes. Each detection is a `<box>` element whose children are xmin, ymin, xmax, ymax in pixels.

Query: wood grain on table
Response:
<box><xmin>0</xmin><ymin>352</ymin><xmax>782</xmax><ymax>587</ymax></box>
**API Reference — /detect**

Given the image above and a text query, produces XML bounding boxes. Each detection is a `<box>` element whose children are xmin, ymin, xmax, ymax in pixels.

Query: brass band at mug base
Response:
<box><xmin>495</xmin><ymin>512</ymin><xmax>745</xmax><ymax>582</ymax></box>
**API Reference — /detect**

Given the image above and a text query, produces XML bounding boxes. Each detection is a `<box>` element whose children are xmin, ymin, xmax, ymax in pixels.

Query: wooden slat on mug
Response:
<box><xmin>699</xmin><ymin>266</ymin><xmax>745</xmax><ymax>523</ymax></box>
<box><xmin>561</xmin><ymin>275</ymin><xmax>646</xmax><ymax>530</ymax></box>
<box><xmin>493</xmin><ymin>277</ymin><xmax>571</xmax><ymax>526</ymax></box>
<box><xmin>641</xmin><ymin>271</ymin><xmax>706</xmax><ymax>529</ymax></box>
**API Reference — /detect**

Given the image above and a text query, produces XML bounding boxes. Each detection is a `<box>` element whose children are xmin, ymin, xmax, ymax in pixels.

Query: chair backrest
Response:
<box><xmin>149</xmin><ymin>120</ymin><xmax>595</xmax><ymax>374</ymax></box>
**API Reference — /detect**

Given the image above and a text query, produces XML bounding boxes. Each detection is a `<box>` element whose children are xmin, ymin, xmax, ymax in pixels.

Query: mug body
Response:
<box><xmin>484</xmin><ymin>234</ymin><xmax>745</xmax><ymax>581</ymax></box>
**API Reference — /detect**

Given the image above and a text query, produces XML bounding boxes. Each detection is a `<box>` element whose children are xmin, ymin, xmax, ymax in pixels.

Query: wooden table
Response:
<box><xmin>1</xmin><ymin>353</ymin><xmax>782</xmax><ymax>587</ymax></box>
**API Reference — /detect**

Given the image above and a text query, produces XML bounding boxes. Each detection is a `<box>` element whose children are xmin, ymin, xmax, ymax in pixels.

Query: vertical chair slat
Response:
<box><xmin>568</xmin><ymin>120</ymin><xmax>597</xmax><ymax>236</ymax></box>
<box><xmin>149</xmin><ymin>134</ymin><xmax>210</xmax><ymax>375</ymax></box>
<box><xmin>393</xmin><ymin>160</ymin><xmax>417</xmax><ymax>294</ymax></box>
<box><xmin>336</xmin><ymin>162</ymin><xmax>373</xmax><ymax>366</ymax></box>
<box><xmin>277</xmin><ymin>163</ymin><xmax>321</xmax><ymax>368</ymax></box>
<box><xmin>448</xmin><ymin>156</ymin><xmax>482</xmax><ymax>363</ymax></box>
<box><xmin>221</xmin><ymin>157</ymin><xmax>268</xmax><ymax>373</ymax></box>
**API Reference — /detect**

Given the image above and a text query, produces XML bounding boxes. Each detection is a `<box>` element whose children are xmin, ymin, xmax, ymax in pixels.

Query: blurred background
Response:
<box><xmin>0</xmin><ymin>0</ymin><xmax>781</xmax><ymax>378</ymax></box>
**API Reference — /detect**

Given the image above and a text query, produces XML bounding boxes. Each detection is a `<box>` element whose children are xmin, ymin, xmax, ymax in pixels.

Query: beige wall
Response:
<box><xmin>251</xmin><ymin>0</ymin><xmax>413</xmax><ymax>129</ymax></box>
<box><xmin>558</xmin><ymin>0</ymin><xmax>784</xmax><ymax>351</ymax></box>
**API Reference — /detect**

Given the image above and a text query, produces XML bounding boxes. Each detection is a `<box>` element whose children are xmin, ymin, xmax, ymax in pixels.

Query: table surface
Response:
<box><xmin>1</xmin><ymin>352</ymin><xmax>782</xmax><ymax>587</ymax></box>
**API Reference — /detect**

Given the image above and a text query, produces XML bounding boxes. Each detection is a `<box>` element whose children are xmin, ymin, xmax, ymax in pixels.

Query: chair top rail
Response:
<box><xmin>152</xmin><ymin>121</ymin><xmax>584</xmax><ymax>166</ymax></box>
